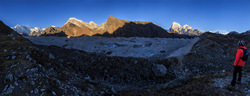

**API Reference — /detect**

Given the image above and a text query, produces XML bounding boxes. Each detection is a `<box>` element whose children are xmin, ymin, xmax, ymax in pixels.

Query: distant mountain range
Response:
<box><xmin>11</xmin><ymin>16</ymin><xmax>203</xmax><ymax>37</ymax></box>
<box><xmin>40</xmin><ymin>15</ymin><xmax>192</xmax><ymax>38</ymax></box>
<box><xmin>11</xmin><ymin>24</ymin><xmax>45</xmax><ymax>36</ymax></box>
<box><xmin>168</xmin><ymin>22</ymin><xmax>202</xmax><ymax>36</ymax></box>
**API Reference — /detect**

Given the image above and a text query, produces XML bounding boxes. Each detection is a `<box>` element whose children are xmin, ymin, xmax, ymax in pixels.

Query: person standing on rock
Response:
<box><xmin>231</xmin><ymin>40</ymin><xmax>248</xmax><ymax>87</ymax></box>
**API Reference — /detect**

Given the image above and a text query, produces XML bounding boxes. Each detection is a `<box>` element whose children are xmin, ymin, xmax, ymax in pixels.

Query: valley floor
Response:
<box><xmin>24</xmin><ymin>36</ymin><xmax>250</xmax><ymax>96</ymax></box>
<box><xmin>25</xmin><ymin>36</ymin><xmax>198</xmax><ymax>58</ymax></box>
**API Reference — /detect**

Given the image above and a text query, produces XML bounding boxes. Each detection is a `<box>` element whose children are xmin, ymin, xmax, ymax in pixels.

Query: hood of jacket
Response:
<box><xmin>237</xmin><ymin>46</ymin><xmax>247</xmax><ymax>49</ymax></box>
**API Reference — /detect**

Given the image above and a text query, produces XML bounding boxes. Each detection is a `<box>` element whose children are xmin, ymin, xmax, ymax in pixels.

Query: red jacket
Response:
<box><xmin>234</xmin><ymin>46</ymin><xmax>247</xmax><ymax>66</ymax></box>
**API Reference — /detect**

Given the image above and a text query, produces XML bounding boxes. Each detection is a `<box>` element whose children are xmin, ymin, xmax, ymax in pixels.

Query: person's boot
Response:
<box><xmin>227</xmin><ymin>85</ymin><xmax>235</xmax><ymax>90</ymax></box>
<box><xmin>236</xmin><ymin>81</ymin><xmax>241</xmax><ymax>85</ymax></box>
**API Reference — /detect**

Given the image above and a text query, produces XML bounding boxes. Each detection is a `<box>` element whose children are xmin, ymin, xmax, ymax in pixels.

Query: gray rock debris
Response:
<box><xmin>5</xmin><ymin>56</ymin><xmax>10</xmax><ymax>60</ymax></box>
<box><xmin>163</xmin><ymin>76</ymin><xmax>187</xmax><ymax>89</ymax></box>
<box><xmin>5</xmin><ymin>73</ymin><xmax>13</xmax><ymax>82</ymax></box>
<box><xmin>1</xmin><ymin>84</ymin><xmax>15</xmax><ymax>95</ymax></box>
<box><xmin>30</xmin><ymin>81</ymin><xmax>35</xmax><ymax>85</ymax></box>
<box><xmin>111</xmin><ymin>87</ymin><xmax>116</xmax><ymax>94</ymax></box>
<box><xmin>34</xmin><ymin>88</ymin><xmax>39</xmax><ymax>94</ymax></box>
<box><xmin>40</xmin><ymin>89</ymin><xmax>46</xmax><ymax>92</ymax></box>
<box><xmin>26</xmin><ymin>68</ymin><xmax>38</xmax><ymax>73</ymax></box>
<box><xmin>12</xmin><ymin>51</ymin><xmax>16</xmax><ymax>54</ymax></box>
<box><xmin>152</xmin><ymin>64</ymin><xmax>167</xmax><ymax>77</ymax></box>
<box><xmin>25</xmin><ymin>54</ymin><xmax>32</xmax><ymax>61</ymax></box>
<box><xmin>12</xmin><ymin>56</ymin><xmax>16</xmax><ymax>60</ymax></box>
<box><xmin>52</xmin><ymin>91</ymin><xmax>56</xmax><ymax>95</ymax></box>
<box><xmin>14</xmin><ymin>81</ymin><xmax>18</xmax><ymax>86</ymax></box>
<box><xmin>49</xmin><ymin>53</ymin><xmax>55</xmax><ymax>59</ymax></box>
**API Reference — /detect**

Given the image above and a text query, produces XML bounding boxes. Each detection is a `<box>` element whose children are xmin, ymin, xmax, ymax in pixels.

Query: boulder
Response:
<box><xmin>49</xmin><ymin>53</ymin><xmax>55</xmax><ymax>59</ymax></box>
<box><xmin>11</xmin><ymin>56</ymin><xmax>16</xmax><ymax>60</ymax></box>
<box><xmin>25</xmin><ymin>54</ymin><xmax>32</xmax><ymax>61</ymax></box>
<box><xmin>1</xmin><ymin>85</ymin><xmax>15</xmax><ymax>95</ymax></box>
<box><xmin>163</xmin><ymin>76</ymin><xmax>187</xmax><ymax>89</ymax></box>
<box><xmin>152</xmin><ymin>64</ymin><xmax>167</xmax><ymax>77</ymax></box>
<box><xmin>5</xmin><ymin>73</ymin><xmax>13</xmax><ymax>82</ymax></box>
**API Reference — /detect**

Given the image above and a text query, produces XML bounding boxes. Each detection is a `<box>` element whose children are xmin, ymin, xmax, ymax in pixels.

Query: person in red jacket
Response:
<box><xmin>231</xmin><ymin>40</ymin><xmax>247</xmax><ymax>87</ymax></box>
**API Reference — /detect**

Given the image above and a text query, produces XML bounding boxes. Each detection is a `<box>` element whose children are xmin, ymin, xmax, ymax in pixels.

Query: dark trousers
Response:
<box><xmin>231</xmin><ymin>65</ymin><xmax>242</xmax><ymax>86</ymax></box>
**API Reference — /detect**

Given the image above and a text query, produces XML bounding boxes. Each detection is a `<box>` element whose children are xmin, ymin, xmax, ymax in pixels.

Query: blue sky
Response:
<box><xmin>1</xmin><ymin>0</ymin><xmax>250</xmax><ymax>33</ymax></box>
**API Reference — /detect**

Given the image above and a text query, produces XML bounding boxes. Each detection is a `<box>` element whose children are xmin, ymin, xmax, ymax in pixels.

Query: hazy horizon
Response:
<box><xmin>1</xmin><ymin>0</ymin><xmax>250</xmax><ymax>33</ymax></box>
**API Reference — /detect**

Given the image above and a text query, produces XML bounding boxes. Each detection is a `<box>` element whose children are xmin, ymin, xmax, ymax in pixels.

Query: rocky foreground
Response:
<box><xmin>0</xmin><ymin>20</ymin><xmax>250</xmax><ymax>95</ymax></box>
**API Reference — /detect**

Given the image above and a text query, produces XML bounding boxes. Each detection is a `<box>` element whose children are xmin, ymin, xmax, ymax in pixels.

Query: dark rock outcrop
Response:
<box><xmin>0</xmin><ymin>21</ymin><xmax>16</xmax><ymax>35</ymax></box>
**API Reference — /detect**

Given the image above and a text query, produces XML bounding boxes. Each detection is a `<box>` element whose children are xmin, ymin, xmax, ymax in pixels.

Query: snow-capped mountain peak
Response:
<box><xmin>15</xmin><ymin>24</ymin><xmax>22</xmax><ymax>27</ymax></box>
<box><xmin>11</xmin><ymin>24</ymin><xmax>45</xmax><ymax>36</ymax></box>
<box><xmin>66</xmin><ymin>18</ymin><xmax>88</xmax><ymax>27</ymax></box>
<box><xmin>172</xmin><ymin>22</ymin><xmax>182</xmax><ymax>28</ymax></box>
<box><xmin>12</xmin><ymin>24</ymin><xmax>31</xmax><ymax>34</ymax></box>
<box><xmin>183</xmin><ymin>24</ymin><xmax>193</xmax><ymax>30</ymax></box>
<box><xmin>65</xmin><ymin>18</ymin><xmax>99</xmax><ymax>29</ymax></box>
<box><xmin>67</xmin><ymin>18</ymin><xmax>85</xmax><ymax>24</ymax></box>
<box><xmin>88</xmin><ymin>21</ymin><xmax>99</xmax><ymax>29</ymax></box>
<box><xmin>169</xmin><ymin>22</ymin><xmax>202</xmax><ymax>36</ymax></box>
<box><xmin>30</xmin><ymin>27</ymin><xmax>45</xmax><ymax>33</ymax></box>
<box><xmin>170</xmin><ymin>22</ymin><xmax>182</xmax><ymax>32</ymax></box>
<box><xmin>89</xmin><ymin>21</ymin><xmax>95</xmax><ymax>24</ymax></box>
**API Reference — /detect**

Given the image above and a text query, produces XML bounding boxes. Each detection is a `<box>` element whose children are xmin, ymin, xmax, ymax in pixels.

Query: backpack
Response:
<box><xmin>240</xmin><ymin>48</ymin><xmax>248</xmax><ymax>61</ymax></box>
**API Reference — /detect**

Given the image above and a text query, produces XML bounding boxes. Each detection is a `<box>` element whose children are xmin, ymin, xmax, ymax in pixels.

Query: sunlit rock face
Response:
<box><xmin>170</xmin><ymin>22</ymin><xmax>183</xmax><ymax>33</ymax></box>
